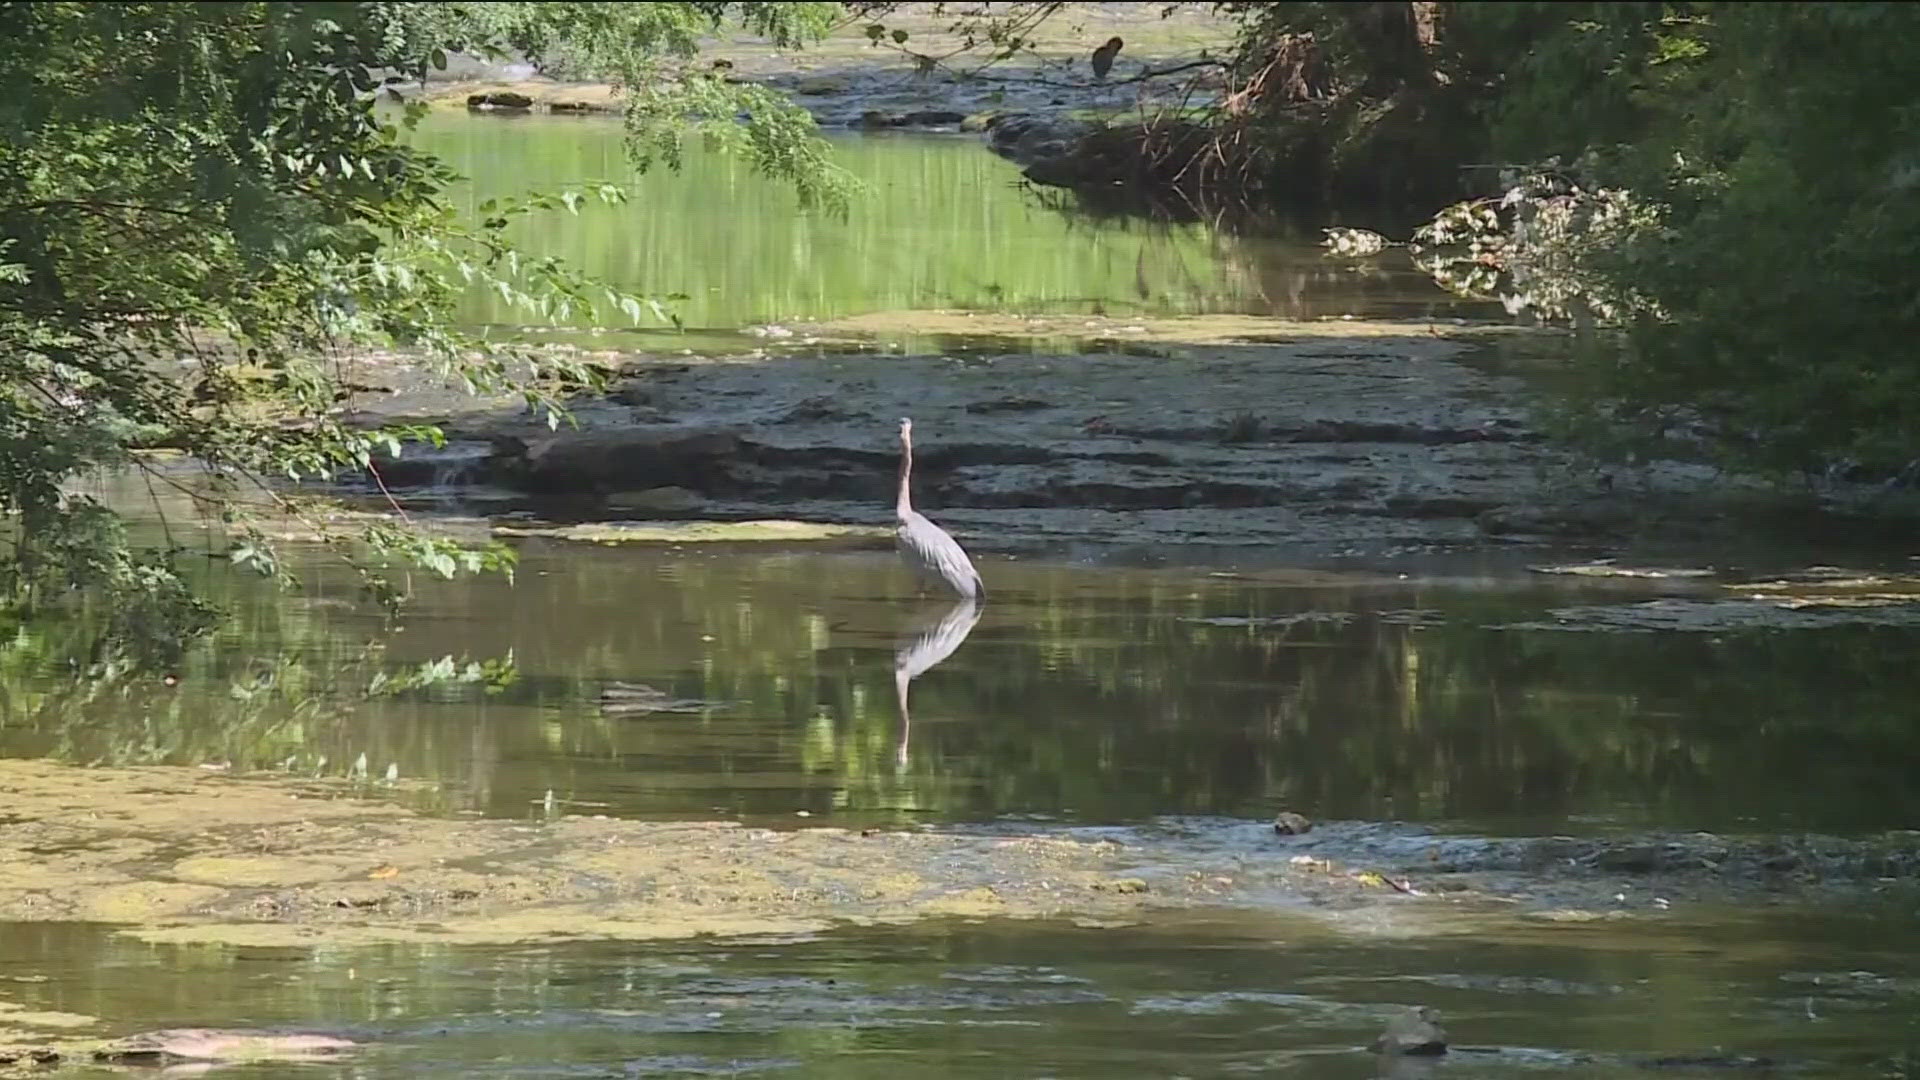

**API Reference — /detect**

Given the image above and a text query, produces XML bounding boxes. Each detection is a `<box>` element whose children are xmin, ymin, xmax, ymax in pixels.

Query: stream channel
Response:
<box><xmin>1</xmin><ymin>115</ymin><xmax>1917</xmax><ymax>1077</ymax></box>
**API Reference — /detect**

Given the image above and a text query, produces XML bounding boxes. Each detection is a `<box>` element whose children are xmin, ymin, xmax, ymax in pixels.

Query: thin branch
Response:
<box><xmin>364</xmin><ymin>463</ymin><xmax>412</xmax><ymax>525</ymax></box>
<box><xmin>0</xmin><ymin>199</ymin><xmax>219</xmax><ymax>223</ymax></box>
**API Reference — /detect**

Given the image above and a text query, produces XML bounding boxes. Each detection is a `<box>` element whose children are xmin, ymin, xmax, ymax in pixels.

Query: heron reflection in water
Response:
<box><xmin>893</xmin><ymin>596</ymin><xmax>982</xmax><ymax>768</ymax></box>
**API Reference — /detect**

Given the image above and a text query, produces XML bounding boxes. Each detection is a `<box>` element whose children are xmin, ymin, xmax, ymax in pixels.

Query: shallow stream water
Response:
<box><xmin>3</xmin><ymin>121</ymin><xmax>1918</xmax><ymax>1075</ymax></box>
<box><xmin>5</xmin><ymin>541</ymin><xmax>1920</xmax><ymax>1075</ymax></box>
<box><xmin>5</xmin><ymin>904</ymin><xmax>1920</xmax><ymax>1078</ymax></box>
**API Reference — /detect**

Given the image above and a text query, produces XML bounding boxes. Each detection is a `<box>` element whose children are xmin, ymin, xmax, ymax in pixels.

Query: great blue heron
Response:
<box><xmin>1090</xmin><ymin>36</ymin><xmax>1124</xmax><ymax>82</ymax></box>
<box><xmin>895</xmin><ymin>418</ymin><xmax>984</xmax><ymax>599</ymax></box>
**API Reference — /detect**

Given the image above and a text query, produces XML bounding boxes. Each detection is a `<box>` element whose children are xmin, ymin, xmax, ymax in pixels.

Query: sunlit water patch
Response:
<box><xmin>409</xmin><ymin>113</ymin><xmax>1490</xmax><ymax>345</ymax></box>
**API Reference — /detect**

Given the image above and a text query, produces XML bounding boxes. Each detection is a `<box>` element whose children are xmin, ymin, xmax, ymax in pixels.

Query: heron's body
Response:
<box><xmin>1090</xmin><ymin>36</ymin><xmax>1124</xmax><ymax>82</ymax></box>
<box><xmin>894</xmin><ymin>419</ymin><xmax>984</xmax><ymax>599</ymax></box>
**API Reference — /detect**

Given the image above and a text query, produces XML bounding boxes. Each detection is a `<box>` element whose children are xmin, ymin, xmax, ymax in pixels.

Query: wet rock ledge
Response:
<box><xmin>350</xmin><ymin>318</ymin><xmax>1694</xmax><ymax>561</ymax></box>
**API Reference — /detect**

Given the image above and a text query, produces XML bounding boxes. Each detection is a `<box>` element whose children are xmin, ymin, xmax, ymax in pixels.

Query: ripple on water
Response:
<box><xmin>1499</xmin><ymin>596</ymin><xmax>1920</xmax><ymax>632</ymax></box>
<box><xmin>1127</xmin><ymin>989</ymin><xmax>1357</xmax><ymax>1018</ymax></box>
<box><xmin>658</xmin><ymin>972</ymin><xmax>1113</xmax><ymax>1021</ymax></box>
<box><xmin>1389</xmin><ymin>972</ymin><xmax>1627</xmax><ymax>997</ymax></box>
<box><xmin>936</xmin><ymin>964</ymin><xmax>1095</xmax><ymax>986</ymax></box>
<box><xmin>618</xmin><ymin>1057</ymin><xmax>801</xmax><ymax>1076</ymax></box>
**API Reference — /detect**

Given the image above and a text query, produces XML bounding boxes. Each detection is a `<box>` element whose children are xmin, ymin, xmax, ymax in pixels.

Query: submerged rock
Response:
<box><xmin>465</xmin><ymin>91</ymin><xmax>533</xmax><ymax>111</ymax></box>
<box><xmin>94</xmin><ymin>1029</ymin><xmax>356</xmax><ymax>1064</ymax></box>
<box><xmin>854</xmin><ymin>109</ymin><xmax>968</xmax><ymax>128</ymax></box>
<box><xmin>1371</xmin><ymin>1006</ymin><xmax>1447</xmax><ymax>1055</ymax></box>
<box><xmin>493</xmin><ymin>520</ymin><xmax>890</xmax><ymax>544</ymax></box>
<box><xmin>1273</xmin><ymin>811</ymin><xmax>1314</xmax><ymax>835</ymax></box>
<box><xmin>985</xmin><ymin>113</ymin><xmax>1096</xmax><ymax>167</ymax></box>
<box><xmin>902</xmin><ymin>108</ymin><xmax>966</xmax><ymax>127</ymax></box>
<box><xmin>1638</xmin><ymin>1054</ymin><xmax>1781</xmax><ymax>1071</ymax></box>
<box><xmin>1589</xmin><ymin>842</ymin><xmax>1721</xmax><ymax>874</ymax></box>
<box><xmin>795</xmin><ymin>75</ymin><xmax>848</xmax><ymax>96</ymax></box>
<box><xmin>604</xmin><ymin>486</ymin><xmax>705</xmax><ymax>515</ymax></box>
<box><xmin>598</xmin><ymin>681</ymin><xmax>723</xmax><ymax>716</ymax></box>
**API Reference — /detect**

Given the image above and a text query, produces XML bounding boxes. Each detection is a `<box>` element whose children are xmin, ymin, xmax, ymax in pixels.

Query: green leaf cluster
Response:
<box><xmin>1456</xmin><ymin>4</ymin><xmax>1920</xmax><ymax>478</ymax></box>
<box><xmin>1587</xmin><ymin>4</ymin><xmax>1920</xmax><ymax>478</ymax></box>
<box><xmin>1239</xmin><ymin>3</ymin><xmax>1920</xmax><ymax>479</ymax></box>
<box><xmin>0</xmin><ymin>2</ymin><xmax>849</xmax><ymax>653</ymax></box>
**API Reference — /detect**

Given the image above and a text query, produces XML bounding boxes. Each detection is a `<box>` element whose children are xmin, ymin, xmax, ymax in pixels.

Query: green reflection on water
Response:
<box><xmin>411</xmin><ymin>113</ymin><xmax>1472</xmax><ymax>339</ymax></box>
<box><xmin>5</xmin><ymin>537</ymin><xmax>1919</xmax><ymax>837</ymax></box>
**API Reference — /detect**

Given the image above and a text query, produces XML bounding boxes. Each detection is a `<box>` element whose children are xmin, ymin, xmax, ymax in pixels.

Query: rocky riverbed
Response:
<box><xmin>422</xmin><ymin>2</ymin><xmax>1230</xmax><ymax>133</ymax></box>
<box><xmin>312</xmin><ymin>311</ymin><xmax>1913</xmax><ymax>572</ymax></box>
<box><xmin>8</xmin><ymin>754</ymin><xmax>1917</xmax><ymax>1072</ymax></box>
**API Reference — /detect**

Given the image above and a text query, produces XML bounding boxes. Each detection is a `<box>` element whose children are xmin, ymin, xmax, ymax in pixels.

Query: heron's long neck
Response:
<box><xmin>896</xmin><ymin>437</ymin><xmax>913</xmax><ymax>517</ymax></box>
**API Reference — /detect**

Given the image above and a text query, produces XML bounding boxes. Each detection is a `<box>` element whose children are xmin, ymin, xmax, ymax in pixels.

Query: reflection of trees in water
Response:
<box><xmin>17</xmin><ymin>539</ymin><xmax>1920</xmax><ymax>832</ymax></box>
<box><xmin>0</xmin><ymin>555</ymin><xmax>510</xmax><ymax>814</ymax></box>
<box><xmin>883</xmin><ymin>597</ymin><xmax>1920</xmax><ymax>830</ymax></box>
<box><xmin>0</xmin><ymin>600</ymin><xmax>358</xmax><ymax>775</ymax></box>
<box><xmin>536</xmin><ymin>555</ymin><xmax>1920</xmax><ymax>828</ymax></box>
<box><xmin>1031</xmin><ymin>190</ymin><xmax>1490</xmax><ymax>321</ymax></box>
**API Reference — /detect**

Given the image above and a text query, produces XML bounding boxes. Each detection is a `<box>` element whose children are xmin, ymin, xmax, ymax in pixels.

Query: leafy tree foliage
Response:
<box><xmin>1375</xmin><ymin>3</ymin><xmax>1920</xmax><ymax>478</ymax></box>
<box><xmin>398</xmin><ymin>3</ymin><xmax>855</xmax><ymax>208</ymax></box>
<box><xmin>1228</xmin><ymin>3</ymin><xmax>1920</xmax><ymax>478</ymax></box>
<box><xmin>1587</xmin><ymin>3</ymin><xmax>1920</xmax><ymax>478</ymax></box>
<box><xmin>0</xmin><ymin>1</ymin><xmax>844</xmax><ymax>654</ymax></box>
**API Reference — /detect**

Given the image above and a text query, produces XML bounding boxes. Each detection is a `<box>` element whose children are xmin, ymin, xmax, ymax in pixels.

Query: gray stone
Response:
<box><xmin>985</xmin><ymin>113</ymin><xmax>1095</xmax><ymax>167</ymax></box>
<box><xmin>521</xmin><ymin>426</ymin><xmax>740</xmax><ymax>492</ymax></box>
<box><xmin>465</xmin><ymin>91</ymin><xmax>533</xmax><ymax>111</ymax></box>
<box><xmin>605</xmin><ymin>486</ymin><xmax>704</xmax><ymax>515</ymax></box>
<box><xmin>902</xmin><ymin>109</ymin><xmax>966</xmax><ymax>126</ymax></box>
<box><xmin>1372</xmin><ymin>1006</ymin><xmax>1447</xmax><ymax>1055</ymax></box>
<box><xmin>1272</xmin><ymin>812</ymin><xmax>1313</xmax><ymax>836</ymax></box>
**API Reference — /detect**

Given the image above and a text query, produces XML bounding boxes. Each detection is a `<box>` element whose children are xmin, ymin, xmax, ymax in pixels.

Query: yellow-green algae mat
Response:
<box><xmin>494</xmin><ymin>519</ymin><xmax>892</xmax><ymax>544</ymax></box>
<box><xmin>0</xmin><ymin>759</ymin><xmax>1156</xmax><ymax>950</ymax></box>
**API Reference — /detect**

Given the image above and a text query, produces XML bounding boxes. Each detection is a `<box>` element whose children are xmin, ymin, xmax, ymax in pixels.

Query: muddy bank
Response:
<box><xmin>328</xmin><ymin>315</ymin><xmax>1803</xmax><ymax>566</ymax></box>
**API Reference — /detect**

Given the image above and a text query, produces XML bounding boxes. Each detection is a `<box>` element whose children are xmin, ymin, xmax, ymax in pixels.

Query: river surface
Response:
<box><xmin>3</xmin><ymin>121</ymin><xmax>1918</xmax><ymax>1075</ymax></box>
<box><xmin>10</xmin><ymin>541</ymin><xmax>1920</xmax><ymax>836</ymax></box>
<box><xmin>5</xmin><ymin>540</ymin><xmax>1920</xmax><ymax>1075</ymax></box>
<box><xmin>5</xmin><ymin>905</ymin><xmax>1919</xmax><ymax>1078</ymax></box>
